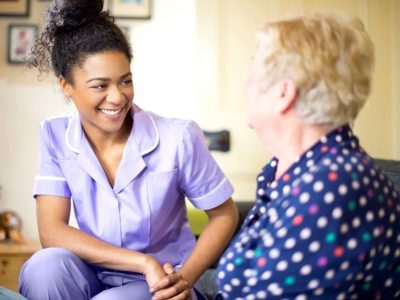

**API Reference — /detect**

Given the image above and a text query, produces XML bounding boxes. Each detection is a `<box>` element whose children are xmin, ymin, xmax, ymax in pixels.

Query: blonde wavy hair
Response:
<box><xmin>255</xmin><ymin>12</ymin><xmax>374</xmax><ymax>127</ymax></box>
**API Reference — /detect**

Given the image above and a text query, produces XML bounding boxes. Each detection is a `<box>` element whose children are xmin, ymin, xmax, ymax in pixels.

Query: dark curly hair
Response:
<box><xmin>27</xmin><ymin>0</ymin><xmax>132</xmax><ymax>84</ymax></box>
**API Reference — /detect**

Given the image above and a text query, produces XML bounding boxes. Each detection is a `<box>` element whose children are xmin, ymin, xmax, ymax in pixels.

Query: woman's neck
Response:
<box><xmin>274</xmin><ymin>123</ymin><xmax>332</xmax><ymax>179</ymax></box>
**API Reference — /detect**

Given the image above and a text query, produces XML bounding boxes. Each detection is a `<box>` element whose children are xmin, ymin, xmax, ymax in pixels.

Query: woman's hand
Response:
<box><xmin>150</xmin><ymin>263</ymin><xmax>192</xmax><ymax>300</ymax></box>
<box><xmin>142</xmin><ymin>256</ymin><xmax>168</xmax><ymax>289</ymax></box>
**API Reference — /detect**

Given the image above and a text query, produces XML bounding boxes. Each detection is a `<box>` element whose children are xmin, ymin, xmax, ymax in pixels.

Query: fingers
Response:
<box><xmin>163</xmin><ymin>263</ymin><xmax>175</xmax><ymax>275</ymax></box>
<box><xmin>151</xmin><ymin>279</ymin><xmax>191</xmax><ymax>300</ymax></box>
<box><xmin>151</xmin><ymin>272</ymin><xmax>181</xmax><ymax>292</ymax></box>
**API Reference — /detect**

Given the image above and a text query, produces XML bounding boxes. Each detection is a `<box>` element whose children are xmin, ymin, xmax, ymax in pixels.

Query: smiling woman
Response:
<box><xmin>18</xmin><ymin>0</ymin><xmax>238</xmax><ymax>300</ymax></box>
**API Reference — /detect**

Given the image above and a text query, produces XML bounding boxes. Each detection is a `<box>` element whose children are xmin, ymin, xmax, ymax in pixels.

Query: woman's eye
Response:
<box><xmin>121</xmin><ymin>79</ymin><xmax>133</xmax><ymax>86</ymax></box>
<box><xmin>92</xmin><ymin>84</ymin><xmax>107</xmax><ymax>89</ymax></box>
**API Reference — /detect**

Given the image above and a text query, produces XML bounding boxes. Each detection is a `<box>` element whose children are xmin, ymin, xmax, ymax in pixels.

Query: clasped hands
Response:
<box><xmin>144</xmin><ymin>259</ymin><xmax>192</xmax><ymax>300</ymax></box>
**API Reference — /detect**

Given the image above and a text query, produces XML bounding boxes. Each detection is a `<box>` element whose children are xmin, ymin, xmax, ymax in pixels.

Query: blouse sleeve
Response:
<box><xmin>33</xmin><ymin>121</ymin><xmax>72</xmax><ymax>199</ymax></box>
<box><xmin>177</xmin><ymin>120</ymin><xmax>233</xmax><ymax>210</ymax></box>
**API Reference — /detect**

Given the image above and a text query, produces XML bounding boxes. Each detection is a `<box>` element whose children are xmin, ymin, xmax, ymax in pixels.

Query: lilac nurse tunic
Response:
<box><xmin>33</xmin><ymin>104</ymin><xmax>234</xmax><ymax>273</ymax></box>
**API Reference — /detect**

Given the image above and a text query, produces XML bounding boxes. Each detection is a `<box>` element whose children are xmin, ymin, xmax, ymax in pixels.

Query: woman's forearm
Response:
<box><xmin>179</xmin><ymin>198</ymin><xmax>239</xmax><ymax>286</ymax></box>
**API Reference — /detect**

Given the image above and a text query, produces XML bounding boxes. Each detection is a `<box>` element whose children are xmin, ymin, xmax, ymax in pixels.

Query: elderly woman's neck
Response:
<box><xmin>274</xmin><ymin>123</ymin><xmax>332</xmax><ymax>180</ymax></box>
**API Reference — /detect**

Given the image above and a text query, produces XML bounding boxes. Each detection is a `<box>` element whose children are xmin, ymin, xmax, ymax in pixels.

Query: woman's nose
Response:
<box><xmin>107</xmin><ymin>86</ymin><xmax>125</xmax><ymax>104</ymax></box>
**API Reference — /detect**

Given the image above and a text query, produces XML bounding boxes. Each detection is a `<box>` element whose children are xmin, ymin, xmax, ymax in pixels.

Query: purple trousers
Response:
<box><xmin>19</xmin><ymin>248</ymin><xmax>204</xmax><ymax>300</ymax></box>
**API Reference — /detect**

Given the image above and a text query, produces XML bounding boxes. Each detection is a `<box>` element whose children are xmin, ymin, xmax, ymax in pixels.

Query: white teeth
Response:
<box><xmin>99</xmin><ymin>108</ymin><xmax>122</xmax><ymax>116</ymax></box>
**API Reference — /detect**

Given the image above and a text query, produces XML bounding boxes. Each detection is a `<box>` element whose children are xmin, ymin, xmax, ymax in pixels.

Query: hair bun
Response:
<box><xmin>47</xmin><ymin>0</ymin><xmax>104</xmax><ymax>31</ymax></box>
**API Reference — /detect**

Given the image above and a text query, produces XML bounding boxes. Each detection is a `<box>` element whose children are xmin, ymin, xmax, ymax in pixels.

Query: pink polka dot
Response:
<box><xmin>291</xmin><ymin>186</ymin><xmax>301</xmax><ymax>196</ymax></box>
<box><xmin>308</xmin><ymin>204</ymin><xmax>319</xmax><ymax>215</ymax></box>
<box><xmin>358</xmin><ymin>252</ymin><xmax>366</xmax><ymax>262</ymax></box>
<box><xmin>292</xmin><ymin>215</ymin><xmax>304</xmax><ymax>226</ymax></box>
<box><xmin>257</xmin><ymin>257</ymin><xmax>267</xmax><ymax>267</ymax></box>
<box><xmin>334</xmin><ymin>246</ymin><xmax>344</xmax><ymax>257</ymax></box>
<box><xmin>367</xmin><ymin>189</ymin><xmax>374</xmax><ymax>198</ymax></box>
<box><xmin>328</xmin><ymin>172</ymin><xmax>338</xmax><ymax>181</ymax></box>
<box><xmin>317</xmin><ymin>256</ymin><xmax>328</xmax><ymax>267</ymax></box>
<box><xmin>330</xmin><ymin>148</ymin><xmax>338</xmax><ymax>155</ymax></box>
<box><xmin>282</xmin><ymin>173</ymin><xmax>290</xmax><ymax>182</ymax></box>
<box><xmin>321</xmin><ymin>145</ymin><xmax>329</xmax><ymax>152</ymax></box>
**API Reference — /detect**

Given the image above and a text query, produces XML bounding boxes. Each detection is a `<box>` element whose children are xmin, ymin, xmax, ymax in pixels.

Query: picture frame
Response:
<box><xmin>109</xmin><ymin>0</ymin><xmax>151</xmax><ymax>20</ymax></box>
<box><xmin>0</xmin><ymin>0</ymin><xmax>30</xmax><ymax>17</ymax></box>
<box><xmin>7</xmin><ymin>24</ymin><xmax>37</xmax><ymax>64</ymax></box>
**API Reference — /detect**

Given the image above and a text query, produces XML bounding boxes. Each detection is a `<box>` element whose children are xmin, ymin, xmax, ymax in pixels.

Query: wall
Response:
<box><xmin>0</xmin><ymin>0</ymin><xmax>197</xmax><ymax>238</ymax></box>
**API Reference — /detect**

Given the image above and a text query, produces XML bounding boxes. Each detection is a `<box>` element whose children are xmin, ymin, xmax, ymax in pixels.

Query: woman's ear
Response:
<box><xmin>275</xmin><ymin>78</ymin><xmax>297</xmax><ymax>113</ymax></box>
<box><xmin>59</xmin><ymin>76</ymin><xmax>72</xmax><ymax>99</ymax></box>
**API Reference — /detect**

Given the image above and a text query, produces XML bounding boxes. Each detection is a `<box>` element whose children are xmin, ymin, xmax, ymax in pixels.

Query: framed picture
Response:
<box><xmin>109</xmin><ymin>0</ymin><xmax>151</xmax><ymax>20</ymax></box>
<box><xmin>0</xmin><ymin>0</ymin><xmax>30</xmax><ymax>17</ymax></box>
<box><xmin>7</xmin><ymin>24</ymin><xmax>37</xmax><ymax>64</ymax></box>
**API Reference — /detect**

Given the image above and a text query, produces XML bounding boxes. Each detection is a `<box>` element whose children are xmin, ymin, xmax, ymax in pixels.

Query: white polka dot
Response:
<box><xmin>314</xmin><ymin>288</ymin><xmax>324</xmax><ymax>296</ymax></box>
<box><xmin>295</xmin><ymin>294</ymin><xmax>307</xmax><ymax>300</ymax></box>
<box><xmin>330</xmin><ymin>163</ymin><xmax>339</xmax><ymax>171</ymax></box>
<box><xmin>257</xmin><ymin>189</ymin><xmax>265</xmax><ymax>196</ymax></box>
<box><xmin>223</xmin><ymin>284</ymin><xmax>232</xmax><ymax>292</ymax></box>
<box><xmin>366</xmin><ymin>211</ymin><xmax>374</xmax><ymax>222</ymax></box>
<box><xmin>261</xmin><ymin>270</ymin><xmax>272</xmax><ymax>280</ymax></box>
<box><xmin>386</xmin><ymin>229</ymin><xmax>394</xmax><ymax>238</ymax></box>
<box><xmin>347</xmin><ymin>239</ymin><xmax>357</xmax><ymax>249</ymax></box>
<box><xmin>283</xmin><ymin>185</ymin><xmax>291</xmax><ymax>195</ymax></box>
<box><xmin>325</xmin><ymin>269</ymin><xmax>335</xmax><ymax>280</ymax></box>
<box><xmin>359</xmin><ymin>196</ymin><xmax>367</xmax><ymax>206</ymax></box>
<box><xmin>256</xmin><ymin>291</ymin><xmax>267</xmax><ymax>299</ymax></box>
<box><xmin>313</xmin><ymin>181</ymin><xmax>324</xmax><ymax>192</ymax></box>
<box><xmin>300</xmin><ymin>228</ymin><xmax>312</xmax><ymax>240</ymax></box>
<box><xmin>340</xmin><ymin>223</ymin><xmax>349</xmax><ymax>234</ymax></box>
<box><xmin>245</xmin><ymin>250</ymin><xmax>254</xmax><ymax>259</ymax></box>
<box><xmin>292</xmin><ymin>251</ymin><xmax>304</xmax><ymax>263</ymax></box>
<box><xmin>351</xmin><ymin>181</ymin><xmax>360</xmax><ymax>190</ymax></box>
<box><xmin>277</xmin><ymin>227</ymin><xmax>288</xmax><ymax>238</ymax></box>
<box><xmin>308</xmin><ymin>279</ymin><xmax>319</xmax><ymax>289</ymax></box>
<box><xmin>321</xmin><ymin>136</ymin><xmax>328</xmax><ymax>143</ymax></box>
<box><xmin>323</xmin><ymin>159</ymin><xmax>332</xmax><ymax>167</ymax></box>
<box><xmin>306</xmin><ymin>150</ymin><xmax>314</xmax><ymax>158</ymax></box>
<box><xmin>286</xmin><ymin>207</ymin><xmax>296</xmax><ymax>218</ymax></box>
<box><xmin>285</xmin><ymin>238</ymin><xmax>296</xmax><ymax>249</ymax></box>
<box><xmin>363</xmin><ymin>176</ymin><xmax>370</xmax><ymax>185</ymax></box>
<box><xmin>303</xmin><ymin>173</ymin><xmax>314</xmax><ymax>183</ymax></box>
<box><xmin>379</xmin><ymin>208</ymin><xmax>385</xmax><ymax>218</ymax></box>
<box><xmin>383</xmin><ymin>246</ymin><xmax>391</xmax><ymax>256</ymax></box>
<box><xmin>243</xmin><ymin>269</ymin><xmax>257</xmax><ymax>277</ymax></box>
<box><xmin>309</xmin><ymin>241</ymin><xmax>320</xmax><ymax>252</ymax></box>
<box><xmin>324</xmin><ymin>192</ymin><xmax>335</xmax><ymax>204</ymax></box>
<box><xmin>300</xmin><ymin>192</ymin><xmax>310</xmax><ymax>203</ymax></box>
<box><xmin>258</xmin><ymin>176</ymin><xmax>265</xmax><ymax>182</ymax></box>
<box><xmin>337</xmin><ymin>292</ymin><xmax>346</xmax><ymax>300</ymax></box>
<box><xmin>231</xmin><ymin>278</ymin><xmax>241</xmax><ymax>286</ymax></box>
<box><xmin>270</xmin><ymin>190</ymin><xmax>279</xmax><ymax>200</ymax></box>
<box><xmin>338</xmin><ymin>184</ymin><xmax>348</xmax><ymax>195</ymax></box>
<box><xmin>267</xmin><ymin>283</ymin><xmax>282</xmax><ymax>296</ymax></box>
<box><xmin>247</xmin><ymin>277</ymin><xmax>257</xmax><ymax>286</ymax></box>
<box><xmin>268</xmin><ymin>208</ymin><xmax>278</xmax><ymax>223</ymax></box>
<box><xmin>226</xmin><ymin>251</ymin><xmax>234</xmax><ymax>259</ymax></box>
<box><xmin>340</xmin><ymin>261</ymin><xmax>350</xmax><ymax>271</ymax></box>
<box><xmin>269</xmin><ymin>248</ymin><xmax>280</xmax><ymax>259</ymax></box>
<box><xmin>335</xmin><ymin>135</ymin><xmax>343</xmax><ymax>142</ymax></box>
<box><xmin>226</xmin><ymin>263</ymin><xmax>235</xmax><ymax>271</ymax></box>
<box><xmin>337</xmin><ymin>156</ymin><xmax>345</xmax><ymax>164</ymax></box>
<box><xmin>306</xmin><ymin>160</ymin><xmax>314</xmax><ymax>167</ymax></box>
<box><xmin>263</xmin><ymin>234</ymin><xmax>274</xmax><ymax>247</ymax></box>
<box><xmin>245</xmin><ymin>295</ymin><xmax>256</xmax><ymax>300</ymax></box>
<box><xmin>385</xmin><ymin>278</ymin><xmax>393</xmax><ymax>287</ymax></box>
<box><xmin>294</xmin><ymin>167</ymin><xmax>302</xmax><ymax>175</ymax></box>
<box><xmin>344</xmin><ymin>163</ymin><xmax>352</xmax><ymax>172</ymax></box>
<box><xmin>276</xmin><ymin>260</ymin><xmax>288</xmax><ymax>271</ymax></box>
<box><xmin>352</xmin><ymin>217</ymin><xmax>361</xmax><ymax>228</ymax></box>
<box><xmin>317</xmin><ymin>216</ymin><xmax>328</xmax><ymax>228</ymax></box>
<box><xmin>218</xmin><ymin>271</ymin><xmax>225</xmax><ymax>279</ymax></box>
<box><xmin>300</xmin><ymin>265</ymin><xmax>312</xmax><ymax>276</ymax></box>
<box><xmin>332</xmin><ymin>207</ymin><xmax>343</xmax><ymax>219</ymax></box>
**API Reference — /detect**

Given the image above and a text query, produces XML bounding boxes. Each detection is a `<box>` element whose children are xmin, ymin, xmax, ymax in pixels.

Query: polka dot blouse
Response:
<box><xmin>216</xmin><ymin>126</ymin><xmax>400</xmax><ymax>299</ymax></box>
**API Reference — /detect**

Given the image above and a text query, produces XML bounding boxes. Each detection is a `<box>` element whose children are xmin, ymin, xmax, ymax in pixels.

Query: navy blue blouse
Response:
<box><xmin>216</xmin><ymin>126</ymin><xmax>400</xmax><ymax>299</ymax></box>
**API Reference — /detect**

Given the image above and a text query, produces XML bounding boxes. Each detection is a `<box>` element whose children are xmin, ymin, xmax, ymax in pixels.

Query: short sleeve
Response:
<box><xmin>178</xmin><ymin>120</ymin><xmax>233</xmax><ymax>210</ymax></box>
<box><xmin>33</xmin><ymin>121</ymin><xmax>71</xmax><ymax>199</ymax></box>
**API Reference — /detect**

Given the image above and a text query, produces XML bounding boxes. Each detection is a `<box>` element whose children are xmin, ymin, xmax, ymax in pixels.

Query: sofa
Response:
<box><xmin>196</xmin><ymin>158</ymin><xmax>400</xmax><ymax>299</ymax></box>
